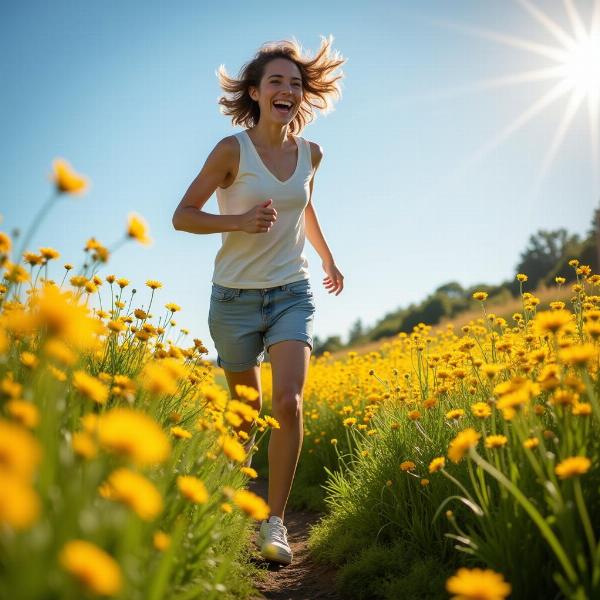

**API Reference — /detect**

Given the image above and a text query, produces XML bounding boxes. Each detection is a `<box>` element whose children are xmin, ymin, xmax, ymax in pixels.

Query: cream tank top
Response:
<box><xmin>212</xmin><ymin>129</ymin><xmax>313</xmax><ymax>288</ymax></box>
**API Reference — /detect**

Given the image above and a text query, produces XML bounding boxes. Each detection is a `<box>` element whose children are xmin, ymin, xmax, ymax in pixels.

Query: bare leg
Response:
<box><xmin>266</xmin><ymin>340</ymin><xmax>311</xmax><ymax>521</ymax></box>
<box><xmin>223</xmin><ymin>365</ymin><xmax>262</xmax><ymax>466</ymax></box>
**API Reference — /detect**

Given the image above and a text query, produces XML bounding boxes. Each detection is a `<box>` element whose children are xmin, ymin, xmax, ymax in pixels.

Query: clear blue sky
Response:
<box><xmin>2</xmin><ymin>0</ymin><xmax>598</xmax><ymax>361</ymax></box>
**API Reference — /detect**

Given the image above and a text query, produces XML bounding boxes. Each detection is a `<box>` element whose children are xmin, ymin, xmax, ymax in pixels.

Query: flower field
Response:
<box><xmin>253</xmin><ymin>268</ymin><xmax>600</xmax><ymax>599</ymax></box>
<box><xmin>0</xmin><ymin>159</ymin><xmax>278</xmax><ymax>599</ymax></box>
<box><xmin>2</xmin><ymin>158</ymin><xmax>600</xmax><ymax>599</ymax></box>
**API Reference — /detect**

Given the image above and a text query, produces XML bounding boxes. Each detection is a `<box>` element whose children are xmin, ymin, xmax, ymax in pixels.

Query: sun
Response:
<box><xmin>424</xmin><ymin>0</ymin><xmax>600</xmax><ymax>205</ymax></box>
<box><xmin>560</xmin><ymin>33</ymin><xmax>600</xmax><ymax>96</ymax></box>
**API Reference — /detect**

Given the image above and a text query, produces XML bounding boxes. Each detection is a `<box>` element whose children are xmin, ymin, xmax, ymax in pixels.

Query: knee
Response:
<box><xmin>272</xmin><ymin>389</ymin><xmax>302</xmax><ymax>423</ymax></box>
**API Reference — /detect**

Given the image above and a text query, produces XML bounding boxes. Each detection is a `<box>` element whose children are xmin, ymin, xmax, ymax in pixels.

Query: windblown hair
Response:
<box><xmin>216</xmin><ymin>35</ymin><xmax>346</xmax><ymax>134</ymax></box>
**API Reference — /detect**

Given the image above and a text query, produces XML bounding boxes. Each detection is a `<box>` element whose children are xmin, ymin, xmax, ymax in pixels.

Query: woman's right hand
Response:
<box><xmin>238</xmin><ymin>198</ymin><xmax>278</xmax><ymax>233</ymax></box>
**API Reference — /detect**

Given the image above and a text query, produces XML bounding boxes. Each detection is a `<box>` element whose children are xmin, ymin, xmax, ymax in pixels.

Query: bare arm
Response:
<box><xmin>172</xmin><ymin>137</ymin><xmax>242</xmax><ymax>234</ymax></box>
<box><xmin>305</xmin><ymin>142</ymin><xmax>344</xmax><ymax>295</ymax></box>
<box><xmin>305</xmin><ymin>143</ymin><xmax>333</xmax><ymax>262</ymax></box>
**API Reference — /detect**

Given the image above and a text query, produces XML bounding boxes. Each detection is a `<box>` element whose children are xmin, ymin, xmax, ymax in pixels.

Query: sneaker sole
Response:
<box><xmin>260</xmin><ymin>542</ymin><xmax>292</xmax><ymax>565</ymax></box>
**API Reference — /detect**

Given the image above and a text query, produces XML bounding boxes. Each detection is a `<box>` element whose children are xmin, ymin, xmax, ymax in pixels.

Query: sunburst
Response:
<box><xmin>420</xmin><ymin>0</ymin><xmax>600</xmax><ymax>206</ymax></box>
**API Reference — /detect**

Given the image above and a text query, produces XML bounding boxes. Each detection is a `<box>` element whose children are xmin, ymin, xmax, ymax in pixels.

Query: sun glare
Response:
<box><xmin>561</xmin><ymin>34</ymin><xmax>600</xmax><ymax>95</ymax></box>
<box><xmin>427</xmin><ymin>0</ymin><xmax>600</xmax><ymax>207</ymax></box>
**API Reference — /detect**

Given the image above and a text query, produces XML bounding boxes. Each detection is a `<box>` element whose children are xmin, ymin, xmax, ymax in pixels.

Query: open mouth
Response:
<box><xmin>272</xmin><ymin>101</ymin><xmax>293</xmax><ymax>116</ymax></box>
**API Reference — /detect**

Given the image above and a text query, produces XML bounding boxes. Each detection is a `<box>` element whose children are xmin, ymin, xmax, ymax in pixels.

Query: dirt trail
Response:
<box><xmin>247</xmin><ymin>477</ymin><xmax>340</xmax><ymax>600</ymax></box>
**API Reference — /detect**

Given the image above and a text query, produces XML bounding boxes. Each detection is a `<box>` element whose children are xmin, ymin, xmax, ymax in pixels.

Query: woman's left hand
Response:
<box><xmin>322</xmin><ymin>260</ymin><xmax>344</xmax><ymax>295</ymax></box>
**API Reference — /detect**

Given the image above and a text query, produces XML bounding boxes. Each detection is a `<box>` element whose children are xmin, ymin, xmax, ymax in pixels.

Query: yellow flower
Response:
<box><xmin>407</xmin><ymin>410</ymin><xmax>421</xmax><ymax>421</ymax></box>
<box><xmin>177</xmin><ymin>475</ymin><xmax>209</xmax><ymax>504</ymax></box>
<box><xmin>343</xmin><ymin>417</ymin><xmax>357</xmax><ymax>427</ymax></box>
<box><xmin>6</xmin><ymin>400</ymin><xmax>39</xmax><ymax>429</ymax></box>
<box><xmin>97</xmin><ymin>408</ymin><xmax>171</xmax><ymax>466</ymax></box>
<box><xmin>264</xmin><ymin>415</ymin><xmax>280</xmax><ymax>429</ymax></box>
<box><xmin>153</xmin><ymin>531</ymin><xmax>171</xmax><ymax>551</ymax></box>
<box><xmin>127</xmin><ymin>212</ymin><xmax>152</xmax><ymax>245</ymax></box>
<box><xmin>72</xmin><ymin>431</ymin><xmax>98</xmax><ymax>460</ymax></box>
<box><xmin>572</xmin><ymin>402</ymin><xmax>592</xmax><ymax>416</ymax></box>
<box><xmin>59</xmin><ymin>540</ymin><xmax>122</xmax><ymax>596</ymax></box>
<box><xmin>44</xmin><ymin>337</ymin><xmax>77</xmax><ymax>366</ymax></box>
<box><xmin>429</xmin><ymin>456</ymin><xmax>446</xmax><ymax>473</ymax></box>
<box><xmin>470</xmin><ymin>402</ymin><xmax>492</xmax><ymax>419</ymax></box>
<box><xmin>140</xmin><ymin>361</ymin><xmax>178</xmax><ymax>396</ymax></box>
<box><xmin>170</xmin><ymin>426</ymin><xmax>192</xmax><ymax>439</ymax></box>
<box><xmin>523</xmin><ymin>437</ymin><xmax>540</xmax><ymax>449</ymax></box>
<box><xmin>445</xmin><ymin>408</ymin><xmax>464</xmax><ymax>420</ymax></box>
<box><xmin>146</xmin><ymin>280</ymin><xmax>163</xmax><ymax>290</ymax></box>
<box><xmin>240</xmin><ymin>466</ymin><xmax>258</xmax><ymax>478</ymax></box>
<box><xmin>448</xmin><ymin>428</ymin><xmax>480</xmax><ymax>464</ymax></box>
<box><xmin>555</xmin><ymin>456</ymin><xmax>591</xmax><ymax>479</ymax></box>
<box><xmin>400</xmin><ymin>460</ymin><xmax>416</xmax><ymax>471</ymax></box>
<box><xmin>219</xmin><ymin>434</ymin><xmax>246</xmax><ymax>463</ymax></box>
<box><xmin>534</xmin><ymin>309</ymin><xmax>572</xmax><ymax>336</ymax></box>
<box><xmin>485</xmin><ymin>435</ymin><xmax>508</xmax><ymax>449</ymax></box>
<box><xmin>232</xmin><ymin>489</ymin><xmax>270</xmax><ymax>520</ymax></box>
<box><xmin>72</xmin><ymin>371</ymin><xmax>109</xmax><ymax>404</ymax></box>
<box><xmin>446</xmin><ymin>567</ymin><xmax>511</xmax><ymax>600</ymax></box>
<box><xmin>234</xmin><ymin>384</ymin><xmax>260</xmax><ymax>402</ymax></box>
<box><xmin>0</xmin><ymin>470</ymin><xmax>40</xmax><ymax>530</ymax></box>
<box><xmin>558</xmin><ymin>344</ymin><xmax>597</xmax><ymax>367</ymax></box>
<box><xmin>516</xmin><ymin>273</ymin><xmax>528</xmax><ymax>282</ymax></box>
<box><xmin>20</xmin><ymin>351</ymin><xmax>38</xmax><ymax>369</ymax></box>
<box><xmin>104</xmin><ymin>468</ymin><xmax>163</xmax><ymax>520</ymax></box>
<box><xmin>0</xmin><ymin>419</ymin><xmax>42</xmax><ymax>480</ymax></box>
<box><xmin>420</xmin><ymin>479</ymin><xmax>429</xmax><ymax>487</ymax></box>
<box><xmin>165</xmin><ymin>302</ymin><xmax>180</xmax><ymax>313</ymax></box>
<box><xmin>0</xmin><ymin>232</ymin><xmax>12</xmax><ymax>254</ymax></box>
<box><xmin>472</xmin><ymin>291</ymin><xmax>488</xmax><ymax>301</ymax></box>
<box><xmin>220</xmin><ymin>502</ymin><xmax>233</xmax><ymax>513</ymax></box>
<box><xmin>50</xmin><ymin>158</ymin><xmax>89</xmax><ymax>195</ymax></box>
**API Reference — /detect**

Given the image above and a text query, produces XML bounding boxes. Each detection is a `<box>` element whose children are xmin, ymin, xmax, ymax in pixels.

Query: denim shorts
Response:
<box><xmin>208</xmin><ymin>278</ymin><xmax>316</xmax><ymax>372</ymax></box>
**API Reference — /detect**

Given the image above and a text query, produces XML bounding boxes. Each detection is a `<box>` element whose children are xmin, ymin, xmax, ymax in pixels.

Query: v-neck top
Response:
<box><xmin>212</xmin><ymin>129</ymin><xmax>313</xmax><ymax>288</ymax></box>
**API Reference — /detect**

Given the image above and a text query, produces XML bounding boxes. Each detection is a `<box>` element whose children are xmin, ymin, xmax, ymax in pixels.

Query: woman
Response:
<box><xmin>172</xmin><ymin>36</ymin><xmax>345</xmax><ymax>566</ymax></box>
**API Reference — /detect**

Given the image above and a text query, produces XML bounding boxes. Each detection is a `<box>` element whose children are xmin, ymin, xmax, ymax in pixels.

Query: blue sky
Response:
<box><xmin>1</xmin><ymin>0</ymin><xmax>598</xmax><ymax>361</ymax></box>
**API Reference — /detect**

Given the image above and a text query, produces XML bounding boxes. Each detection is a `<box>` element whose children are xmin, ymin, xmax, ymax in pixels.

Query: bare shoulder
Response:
<box><xmin>210</xmin><ymin>135</ymin><xmax>240</xmax><ymax>188</ymax></box>
<box><xmin>305</xmin><ymin>139</ymin><xmax>324</xmax><ymax>170</ymax></box>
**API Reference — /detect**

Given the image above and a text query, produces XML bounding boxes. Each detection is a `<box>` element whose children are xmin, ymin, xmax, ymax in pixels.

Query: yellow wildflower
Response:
<box><xmin>72</xmin><ymin>431</ymin><xmax>97</xmax><ymax>460</ymax></box>
<box><xmin>470</xmin><ymin>402</ymin><xmax>492</xmax><ymax>419</ymax></box>
<box><xmin>219</xmin><ymin>434</ymin><xmax>246</xmax><ymax>463</ymax></box>
<box><xmin>50</xmin><ymin>158</ymin><xmax>89</xmax><ymax>195</ymax></box>
<box><xmin>523</xmin><ymin>437</ymin><xmax>539</xmax><ymax>449</ymax></box>
<box><xmin>0</xmin><ymin>470</ymin><xmax>40</xmax><ymax>530</ymax></box>
<box><xmin>146</xmin><ymin>280</ymin><xmax>162</xmax><ymax>290</ymax></box>
<box><xmin>59</xmin><ymin>540</ymin><xmax>122</xmax><ymax>596</ymax></box>
<box><xmin>104</xmin><ymin>468</ymin><xmax>163</xmax><ymax>520</ymax></box>
<box><xmin>240</xmin><ymin>466</ymin><xmax>258</xmax><ymax>478</ymax></box>
<box><xmin>153</xmin><ymin>531</ymin><xmax>171</xmax><ymax>551</ymax></box>
<box><xmin>6</xmin><ymin>400</ymin><xmax>39</xmax><ymax>429</ymax></box>
<box><xmin>400</xmin><ymin>460</ymin><xmax>416</xmax><ymax>471</ymax></box>
<box><xmin>72</xmin><ymin>371</ymin><xmax>109</xmax><ymax>404</ymax></box>
<box><xmin>485</xmin><ymin>435</ymin><xmax>508</xmax><ymax>449</ymax></box>
<box><xmin>127</xmin><ymin>212</ymin><xmax>152</xmax><ymax>245</ymax></box>
<box><xmin>446</xmin><ymin>567</ymin><xmax>511</xmax><ymax>600</ymax></box>
<box><xmin>232</xmin><ymin>489</ymin><xmax>270</xmax><ymax>520</ymax></box>
<box><xmin>0</xmin><ymin>419</ymin><xmax>42</xmax><ymax>479</ymax></box>
<box><xmin>97</xmin><ymin>408</ymin><xmax>171</xmax><ymax>466</ymax></box>
<box><xmin>445</xmin><ymin>408</ymin><xmax>464</xmax><ymax>420</ymax></box>
<box><xmin>429</xmin><ymin>456</ymin><xmax>446</xmax><ymax>473</ymax></box>
<box><xmin>448</xmin><ymin>428</ymin><xmax>480</xmax><ymax>464</ymax></box>
<box><xmin>177</xmin><ymin>475</ymin><xmax>209</xmax><ymax>504</ymax></box>
<box><xmin>555</xmin><ymin>456</ymin><xmax>591</xmax><ymax>479</ymax></box>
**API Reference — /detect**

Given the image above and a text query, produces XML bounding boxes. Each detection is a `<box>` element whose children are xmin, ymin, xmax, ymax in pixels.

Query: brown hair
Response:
<box><xmin>216</xmin><ymin>35</ymin><xmax>346</xmax><ymax>134</ymax></box>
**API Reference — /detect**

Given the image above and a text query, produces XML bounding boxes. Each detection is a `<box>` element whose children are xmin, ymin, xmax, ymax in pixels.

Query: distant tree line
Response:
<box><xmin>313</xmin><ymin>208</ymin><xmax>600</xmax><ymax>356</ymax></box>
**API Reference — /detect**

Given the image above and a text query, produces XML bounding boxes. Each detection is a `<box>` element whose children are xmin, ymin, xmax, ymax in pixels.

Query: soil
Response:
<box><xmin>247</xmin><ymin>477</ymin><xmax>341</xmax><ymax>600</ymax></box>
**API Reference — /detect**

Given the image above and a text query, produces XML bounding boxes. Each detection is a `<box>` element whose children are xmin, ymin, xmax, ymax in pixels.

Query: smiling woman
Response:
<box><xmin>171</xmin><ymin>36</ymin><xmax>346</xmax><ymax>569</ymax></box>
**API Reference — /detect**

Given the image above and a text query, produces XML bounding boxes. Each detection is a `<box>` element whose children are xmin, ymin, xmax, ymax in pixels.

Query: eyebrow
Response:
<box><xmin>268</xmin><ymin>74</ymin><xmax>302</xmax><ymax>82</ymax></box>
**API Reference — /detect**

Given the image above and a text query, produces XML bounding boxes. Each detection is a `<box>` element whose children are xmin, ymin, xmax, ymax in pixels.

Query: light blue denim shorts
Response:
<box><xmin>208</xmin><ymin>278</ymin><xmax>316</xmax><ymax>372</ymax></box>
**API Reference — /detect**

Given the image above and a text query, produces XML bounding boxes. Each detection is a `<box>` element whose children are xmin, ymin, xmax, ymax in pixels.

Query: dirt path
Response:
<box><xmin>247</xmin><ymin>477</ymin><xmax>340</xmax><ymax>600</ymax></box>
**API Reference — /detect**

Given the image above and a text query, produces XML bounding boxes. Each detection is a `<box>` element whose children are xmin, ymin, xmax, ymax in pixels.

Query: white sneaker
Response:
<box><xmin>257</xmin><ymin>516</ymin><xmax>293</xmax><ymax>565</ymax></box>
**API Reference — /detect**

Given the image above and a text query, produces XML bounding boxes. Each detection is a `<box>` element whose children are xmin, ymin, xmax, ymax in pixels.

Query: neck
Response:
<box><xmin>250</xmin><ymin>120</ymin><xmax>292</xmax><ymax>148</ymax></box>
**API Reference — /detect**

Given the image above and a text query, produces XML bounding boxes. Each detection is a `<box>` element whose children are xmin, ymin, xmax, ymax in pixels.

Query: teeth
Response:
<box><xmin>274</xmin><ymin>101</ymin><xmax>292</xmax><ymax>108</ymax></box>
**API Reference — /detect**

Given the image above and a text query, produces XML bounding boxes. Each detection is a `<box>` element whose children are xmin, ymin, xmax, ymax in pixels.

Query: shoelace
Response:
<box><xmin>266</xmin><ymin>522</ymin><xmax>288</xmax><ymax>545</ymax></box>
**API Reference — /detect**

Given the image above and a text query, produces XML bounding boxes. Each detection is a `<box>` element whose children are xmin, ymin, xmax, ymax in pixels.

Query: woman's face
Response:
<box><xmin>250</xmin><ymin>58</ymin><xmax>303</xmax><ymax>125</ymax></box>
